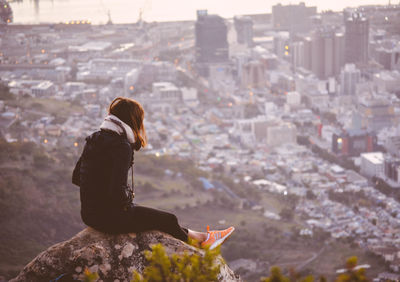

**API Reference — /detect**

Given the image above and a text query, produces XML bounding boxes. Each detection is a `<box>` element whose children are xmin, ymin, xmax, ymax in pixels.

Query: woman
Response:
<box><xmin>73</xmin><ymin>97</ymin><xmax>234</xmax><ymax>250</ymax></box>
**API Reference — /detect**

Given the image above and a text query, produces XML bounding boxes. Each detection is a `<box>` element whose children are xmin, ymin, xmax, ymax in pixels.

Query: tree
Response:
<box><xmin>132</xmin><ymin>243</ymin><xmax>220</xmax><ymax>282</ymax></box>
<box><xmin>335</xmin><ymin>256</ymin><xmax>368</xmax><ymax>282</ymax></box>
<box><xmin>260</xmin><ymin>266</ymin><xmax>290</xmax><ymax>282</ymax></box>
<box><xmin>0</xmin><ymin>83</ymin><xmax>14</xmax><ymax>100</ymax></box>
<box><xmin>83</xmin><ymin>268</ymin><xmax>99</xmax><ymax>282</ymax></box>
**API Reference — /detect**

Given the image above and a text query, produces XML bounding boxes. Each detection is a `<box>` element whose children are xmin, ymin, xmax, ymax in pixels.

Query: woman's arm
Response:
<box><xmin>72</xmin><ymin>156</ymin><xmax>82</xmax><ymax>186</ymax></box>
<box><xmin>107</xmin><ymin>141</ymin><xmax>133</xmax><ymax>210</ymax></box>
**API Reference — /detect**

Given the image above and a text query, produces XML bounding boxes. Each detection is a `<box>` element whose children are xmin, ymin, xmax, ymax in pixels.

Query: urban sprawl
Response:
<box><xmin>1</xmin><ymin>3</ymin><xmax>400</xmax><ymax>281</ymax></box>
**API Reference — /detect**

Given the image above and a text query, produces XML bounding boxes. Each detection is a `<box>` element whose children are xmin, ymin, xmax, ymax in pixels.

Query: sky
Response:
<box><xmin>147</xmin><ymin>0</ymin><xmax>390</xmax><ymax>19</ymax></box>
<box><xmin>9</xmin><ymin>0</ymin><xmax>390</xmax><ymax>23</ymax></box>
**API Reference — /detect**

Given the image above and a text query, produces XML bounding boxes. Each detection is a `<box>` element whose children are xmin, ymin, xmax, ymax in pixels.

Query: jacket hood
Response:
<box><xmin>99</xmin><ymin>114</ymin><xmax>135</xmax><ymax>144</ymax></box>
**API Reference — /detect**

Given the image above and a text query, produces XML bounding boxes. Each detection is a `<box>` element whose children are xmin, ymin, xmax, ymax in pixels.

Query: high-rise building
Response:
<box><xmin>311</xmin><ymin>29</ymin><xmax>331</xmax><ymax>79</ymax></box>
<box><xmin>311</xmin><ymin>29</ymin><xmax>345</xmax><ymax>79</ymax></box>
<box><xmin>333</xmin><ymin>33</ymin><xmax>345</xmax><ymax>74</ymax></box>
<box><xmin>234</xmin><ymin>16</ymin><xmax>253</xmax><ymax>47</ymax></box>
<box><xmin>302</xmin><ymin>37</ymin><xmax>313</xmax><ymax>71</ymax></box>
<box><xmin>345</xmin><ymin>13</ymin><xmax>369</xmax><ymax>65</ymax></box>
<box><xmin>272</xmin><ymin>2</ymin><xmax>316</xmax><ymax>34</ymax></box>
<box><xmin>292</xmin><ymin>41</ymin><xmax>305</xmax><ymax>70</ymax></box>
<box><xmin>195</xmin><ymin>10</ymin><xmax>229</xmax><ymax>64</ymax></box>
<box><xmin>339</xmin><ymin>64</ymin><xmax>361</xmax><ymax>96</ymax></box>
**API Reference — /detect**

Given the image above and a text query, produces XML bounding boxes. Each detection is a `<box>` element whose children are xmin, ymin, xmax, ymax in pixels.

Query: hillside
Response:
<box><xmin>0</xmin><ymin>139</ymin><xmax>388</xmax><ymax>281</ymax></box>
<box><xmin>0</xmin><ymin>140</ymin><xmax>84</xmax><ymax>278</ymax></box>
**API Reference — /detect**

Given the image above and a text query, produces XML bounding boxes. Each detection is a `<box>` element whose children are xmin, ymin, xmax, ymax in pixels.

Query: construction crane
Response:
<box><xmin>98</xmin><ymin>0</ymin><xmax>112</xmax><ymax>24</ymax></box>
<box><xmin>137</xmin><ymin>0</ymin><xmax>151</xmax><ymax>28</ymax></box>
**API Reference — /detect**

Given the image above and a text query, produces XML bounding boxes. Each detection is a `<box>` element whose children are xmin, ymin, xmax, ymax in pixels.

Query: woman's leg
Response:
<box><xmin>188</xmin><ymin>229</ymin><xmax>207</xmax><ymax>242</ymax></box>
<box><xmin>120</xmin><ymin>205</ymin><xmax>189</xmax><ymax>242</ymax></box>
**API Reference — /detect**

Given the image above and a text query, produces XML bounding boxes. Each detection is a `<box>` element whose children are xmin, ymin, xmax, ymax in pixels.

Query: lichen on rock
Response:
<box><xmin>10</xmin><ymin>227</ymin><xmax>240</xmax><ymax>282</ymax></box>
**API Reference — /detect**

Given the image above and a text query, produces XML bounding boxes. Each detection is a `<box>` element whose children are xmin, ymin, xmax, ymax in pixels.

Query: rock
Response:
<box><xmin>11</xmin><ymin>228</ymin><xmax>241</xmax><ymax>282</ymax></box>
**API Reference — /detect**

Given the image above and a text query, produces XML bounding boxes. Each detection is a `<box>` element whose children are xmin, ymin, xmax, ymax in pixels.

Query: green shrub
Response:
<box><xmin>132</xmin><ymin>243</ymin><xmax>220</xmax><ymax>282</ymax></box>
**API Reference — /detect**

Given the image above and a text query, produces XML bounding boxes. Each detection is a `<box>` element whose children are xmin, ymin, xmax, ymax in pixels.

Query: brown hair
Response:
<box><xmin>108</xmin><ymin>97</ymin><xmax>147</xmax><ymax>151</ymax></box>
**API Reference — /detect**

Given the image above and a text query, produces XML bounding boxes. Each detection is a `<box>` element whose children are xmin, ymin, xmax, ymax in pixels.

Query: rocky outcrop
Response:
<box><xmin>11</xmin><ymin>228</ymin><xmax>240</xmax><ymax>282</ymax></box>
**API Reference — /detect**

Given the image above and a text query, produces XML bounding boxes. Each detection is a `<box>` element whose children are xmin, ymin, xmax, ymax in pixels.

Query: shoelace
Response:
<box><xmin>207</xmin><ymin>225</ymin><xmax>224</xmax><ymax>240</ymax></box>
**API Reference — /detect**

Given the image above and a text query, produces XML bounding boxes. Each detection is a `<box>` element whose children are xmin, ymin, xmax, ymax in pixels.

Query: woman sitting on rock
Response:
<box><xmin>73</xmin><ymin>97</ymin><xmax>234</xmax><ymax>250</ymax></box>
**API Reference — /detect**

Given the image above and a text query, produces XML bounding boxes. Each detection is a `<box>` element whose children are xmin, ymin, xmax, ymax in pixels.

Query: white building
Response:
<box><xmin>360</xmin><ymin>152</ymin><xmax>384</xmax><ymax>178</ymax></box>
<box><xmin>286</xmin><ymin>91</ymin><xmax>301</xmax><ymax>106</ymax></box>
<box><xmin>182</xmin><ymin>87</ymin><xmax>199</xmax><ymax>107</ymax></box>
<box><xmin>152</xmin><ymin>82</ymin><xmax>182</xmax><ymax>102</ymax></box>
<box><xmin>31</xmin><ymin>81</ymin><xmax>55</xmax><ymax>97</ymax></box>
<box><xmin>232</xmin><ymin>117</ymin><xmax>297</xmax><ymax>147</ymax></box>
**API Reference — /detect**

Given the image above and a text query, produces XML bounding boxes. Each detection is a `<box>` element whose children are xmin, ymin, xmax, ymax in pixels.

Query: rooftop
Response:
<box><xmin>361</xmin><ymin>152</ymin><xmax>384</xmax><ymax>164</ymax></box>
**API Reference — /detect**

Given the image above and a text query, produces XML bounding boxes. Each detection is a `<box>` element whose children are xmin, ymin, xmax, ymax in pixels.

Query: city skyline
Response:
<box><xmin>9</xmin><ymin>0</ymin><xmax>395</xmax><ymax>24</ymax></box>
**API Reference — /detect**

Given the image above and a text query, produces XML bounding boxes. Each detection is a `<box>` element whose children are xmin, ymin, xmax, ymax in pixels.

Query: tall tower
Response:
<box><xmin>333</xmin><ymin>32</ymin><xmax>345</xmax><ymax>75</ymax></box>
<box><xmin>195</xmin><ymin>10</ymin><xmax>228</xmax><ymax>64</ymax></box>
<box><xmin>345</xmin><ymin>13</ymin><xmax>369</xmax><ymax>65</ymax></box>
<box><xmin>311</xmin><ymin>29</ymin><xmax>335</xmax><ymax>79</ymax></box>
<box><xmin>311</xmin><ymin>29</ymin><xmax>345</xmax><ymax>79</ymax></box>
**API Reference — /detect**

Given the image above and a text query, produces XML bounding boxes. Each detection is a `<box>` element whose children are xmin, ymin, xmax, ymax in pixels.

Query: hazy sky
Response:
<box><xmin>151</xmin><ymin>0</ymin><xmax>389</xmax><ymax>17</ymax></box>
<box><xmin>10</xmin><ymin>0</ymin><xmax>389</xmax><ymax>23</ymax></box>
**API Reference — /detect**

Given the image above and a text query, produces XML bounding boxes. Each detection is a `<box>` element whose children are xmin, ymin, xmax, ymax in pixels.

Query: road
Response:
<box><xmin>273</xmin><ymin>245</ymin><xmax>326</xmax><ymax>271</ymax></box>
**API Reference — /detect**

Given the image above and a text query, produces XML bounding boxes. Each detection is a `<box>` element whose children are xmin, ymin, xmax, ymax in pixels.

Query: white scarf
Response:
<box><xmin>100</xmin><ymin>114</ymin><xmax>135</xmax><ymax>144</ymax></box>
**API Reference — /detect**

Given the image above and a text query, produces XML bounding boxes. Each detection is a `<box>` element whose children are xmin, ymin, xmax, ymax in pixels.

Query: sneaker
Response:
<box><xmin>201</xmin><ymin>225</ymin><xmax>235</xmax><ymax>250</ymax></box>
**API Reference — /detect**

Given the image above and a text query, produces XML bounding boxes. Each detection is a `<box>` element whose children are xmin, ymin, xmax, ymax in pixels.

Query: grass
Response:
<box><xmin>7</xmin><ymin>97</ymin><xmax>84</xmax><ymax>118</ymax></box>
<box><xmin>135</xmin><ymin>173</ymin><xmax>213</xmax><ymax>211</ymax></box>
<box><xmin>136</xmin><ymin>174</ymin><xmax>189</xmax><ymax>193</ymax></box>
<box><xmin>258</xmin><ymin>192</ymin><xmax>287</xmax><ymax>213</ymax></box>
<box><xmin>307</xmin><ymin>241</ymin><xmax>387</xmax><ymax>280</ymax></box>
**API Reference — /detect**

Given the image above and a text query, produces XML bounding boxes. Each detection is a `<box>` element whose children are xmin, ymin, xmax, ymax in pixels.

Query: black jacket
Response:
<box><xmin>72</xmin><ymin>130</ymin><xmax>134</xmax><ymax>227</ymax></box>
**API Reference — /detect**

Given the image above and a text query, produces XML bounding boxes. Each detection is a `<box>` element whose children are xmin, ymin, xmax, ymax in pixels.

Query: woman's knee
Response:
<box><xmin>164</xmin><ymin>213</ymin><xmax>179</xmax><ymax>225</ymax></box>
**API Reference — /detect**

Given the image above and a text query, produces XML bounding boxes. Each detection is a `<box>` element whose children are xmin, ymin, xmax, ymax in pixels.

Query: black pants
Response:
<box><xmin>83</xmin><ymin>205</ymin><xmax>188</xmax><ymax>242</ymax></box>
